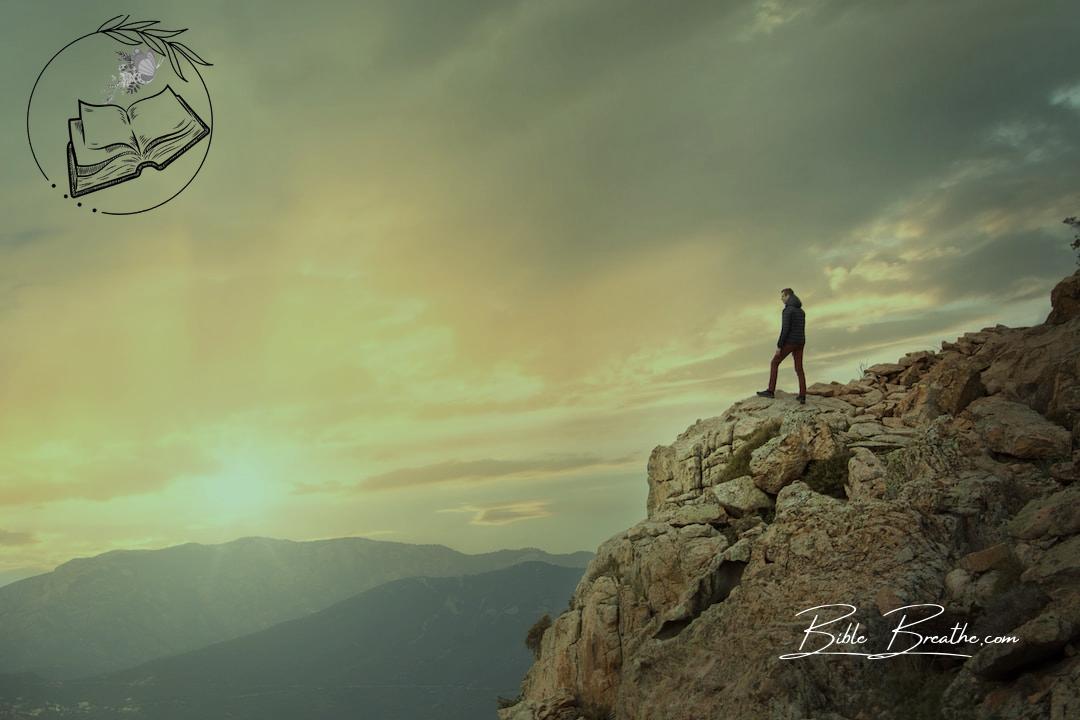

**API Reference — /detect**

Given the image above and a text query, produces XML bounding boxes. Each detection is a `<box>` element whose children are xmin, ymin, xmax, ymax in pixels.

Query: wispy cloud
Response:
<box><xmin>438</xmin><ymin>500</ymin><xmax>552</xmax><ymax>526</ymax></box>
<box><xmin>1051</xmin><ymin>81</ymin><xmax>1080</xmax><ymax>111</ymax></box>
<box><xmin>295</xmin><ymin>454</ymin><xmax>638</xmax><ymax>494</ymax></box>
<box><xmin>0</xmin><ymin>446</ymin><xmax>214</xmax><ymax>507</ymax></box>
<box><xmin>0</xmin><ymin>529</ymin><xmax>37</xmax><ymax>546</ymax></box>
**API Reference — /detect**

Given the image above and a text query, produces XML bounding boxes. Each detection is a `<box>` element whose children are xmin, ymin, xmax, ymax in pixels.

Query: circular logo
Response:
<box><xmin>26</xmin><ymin>15</ymin><xmax>214</xmax><ymax>216</ymax></box>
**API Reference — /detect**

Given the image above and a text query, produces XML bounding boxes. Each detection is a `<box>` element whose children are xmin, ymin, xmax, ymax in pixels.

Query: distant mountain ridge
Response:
<box><xmin>0</xmin><ymin>568</ymin><xmax>39</xmax><ymax>589</ymax></box>
<box><xmin>0</xmin><ymin>535</ymin><xmax>591</xmax><ymax>680</ymax></box>
<box><xmin>0</xmin><ymin>561</ymin><xmax>584</xmax><ymax>720</ymax></box>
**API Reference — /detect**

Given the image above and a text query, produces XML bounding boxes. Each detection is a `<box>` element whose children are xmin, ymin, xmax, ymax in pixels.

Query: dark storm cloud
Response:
<box><xmin>324</xmin><ymin>0</ymin><xmax>1080</xmax><ymax>294</ymax></box>
<box><xmin>177</xmin><ymin>0</ymin><xmax>1080</xmax><ymax>301</ymax></box>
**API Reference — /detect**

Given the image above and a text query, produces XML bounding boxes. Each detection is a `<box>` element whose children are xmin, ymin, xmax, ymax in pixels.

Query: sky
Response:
<box><xmin>1</xmin><ymin>0</ymin><xmax>1078</xmax><ymax>584</ymax></box>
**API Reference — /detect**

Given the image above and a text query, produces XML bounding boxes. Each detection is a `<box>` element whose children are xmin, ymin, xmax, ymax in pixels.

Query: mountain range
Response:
<box><xmin>0</xmin><ymin>560</ymin><xmax>584</xmax><ymax>719</ymax></box>
<box><xmin>0</xmin><ymin>536</ymin><xmax>590</xmax><ymax>680</ymax></box>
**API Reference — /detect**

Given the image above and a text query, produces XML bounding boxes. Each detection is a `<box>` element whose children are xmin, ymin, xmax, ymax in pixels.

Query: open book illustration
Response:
<box><xmin>66</xmin><ymin>84</ymin><xmax>209</xmax><ymax>198</ymax></box>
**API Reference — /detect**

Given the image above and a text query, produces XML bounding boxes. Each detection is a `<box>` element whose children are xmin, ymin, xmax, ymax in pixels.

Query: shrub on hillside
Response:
<box><xmin>803</xmin><ymin>449</ymin><xmax>852</xmax><ymax>499</ymax></box>
<box><xmin>719</xmin><ymin>419</ymin><xmax>782</xmax><ymax>483</ymax></box>
<box><xmin>525</xmin><ymin>613</ymin><xmax>552</xmax><ymax>659</ymax></box>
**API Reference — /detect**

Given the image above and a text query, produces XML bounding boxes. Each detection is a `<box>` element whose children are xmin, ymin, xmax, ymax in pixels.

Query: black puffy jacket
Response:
<box><xmin>778</xmin><ymin>293</ymin><xmax>806</xmax><ymax>347</ymax></box>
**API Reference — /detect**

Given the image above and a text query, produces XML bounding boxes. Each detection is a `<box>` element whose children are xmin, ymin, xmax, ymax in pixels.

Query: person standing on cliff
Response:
<box><xmin>757</xmin><ymin>288</ymin><xmax>807</xmax><ymax>403</ymax></box>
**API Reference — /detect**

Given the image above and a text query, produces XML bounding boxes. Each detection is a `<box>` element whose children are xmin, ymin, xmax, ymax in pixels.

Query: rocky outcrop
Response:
<box><xmin>966</xmin><ymin>396</ymin><xmax>1073</xmax><ymax>460</ymax></box>
<box><xmin>499</xmin><ymin>271</ymin><xmax>1080</xmax><ymax>720</ymax></box>
<box><xmin>1047</xmin><ymin>269</ymin><xmax>1080</xmax><ymax>325</ymax></box>
<box><xmin>1007</xmin><ymin>485</ymin><xmax>1080</xmax><ymax>540</ymax></box>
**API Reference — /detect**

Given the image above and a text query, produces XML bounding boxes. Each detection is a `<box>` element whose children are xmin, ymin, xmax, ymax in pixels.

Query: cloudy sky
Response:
<box><xmin>1</xmin><ymin>0</ymin><xmax>1077</xmax><ymax>583</ymax></box>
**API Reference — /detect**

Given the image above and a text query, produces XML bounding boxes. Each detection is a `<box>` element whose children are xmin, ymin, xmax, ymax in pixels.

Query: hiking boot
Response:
<box><xmin>756</xmin><ymin>390</ymin><xmax>775</xmax><ymax>399</ymax></box>
<box><xmin>797</xmin><ymin>395</ymin><xmax>806</xmax><ymax>404</ymax></box>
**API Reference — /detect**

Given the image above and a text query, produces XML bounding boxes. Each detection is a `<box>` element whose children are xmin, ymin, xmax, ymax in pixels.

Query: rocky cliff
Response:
<box><xmin>499</xmin><ymin>271</ymin><xmax>1080</xmax><ymax>720</ymax></box>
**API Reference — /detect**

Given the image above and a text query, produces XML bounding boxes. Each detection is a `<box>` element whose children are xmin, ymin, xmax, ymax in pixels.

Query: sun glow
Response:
<box><xmin>195</xmin><ymin>453</ymin><xmax>281</xmax><ymax>521</ymax></box>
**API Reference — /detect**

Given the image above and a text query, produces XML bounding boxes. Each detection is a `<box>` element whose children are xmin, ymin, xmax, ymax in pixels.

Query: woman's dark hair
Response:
<box><xmin>781</xmin><ymin>287</ymin><xmax>794</xmax><ymax>295</ymax></box>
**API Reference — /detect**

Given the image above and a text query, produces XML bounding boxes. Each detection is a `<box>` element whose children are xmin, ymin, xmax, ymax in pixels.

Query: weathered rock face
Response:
<box><xmin>1047</xmin><ymin>269</ymin><xmax>1080</xmax><ymax>325</ymax></box>
<box><xmin>965</xmin><ymin>396</ymin><xmax>1073</xmax><ymax>460</ymax></box>
<box><xmin>712</xmin><ymin>475</ymin><xmax>772</xmax><ymax>515</ymax></box>
<box><xmin>846</xmin><ymin>446</ymin><xmax>887</xmax><ymax>500</ymax></box>
<box><xmin>499</xmin><ymin>273</ymin><xmax>1080</xmax><ymax>720</ymax></box>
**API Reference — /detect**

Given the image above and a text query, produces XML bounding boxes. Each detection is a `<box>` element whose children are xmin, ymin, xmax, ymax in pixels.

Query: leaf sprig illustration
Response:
<box><xmin>97</xmin><ymin>15</ymin><xmax>212</xmax><ymax>82</ymax></box>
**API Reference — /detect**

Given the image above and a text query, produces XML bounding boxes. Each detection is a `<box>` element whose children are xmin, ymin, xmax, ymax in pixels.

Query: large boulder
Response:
<box><xmin>898</xmin><ymin>354</ymin><xmax>986</xmax><ymax>423</ymax></box>
<box><xmin>895</xmin><ymin>351</ymin><xmax>938</xmax><ymax>386</ymax></box>
<box><xmin>966</xmin><ymin>599</ymin><xmax>1080</xmax><ymax>680</ymax></box>
<box><xmin>1020</xmin><ymin>534</ymin><xmax>1080</xmax><ymax>588</ymax></box>
<box><xmin>749</xmin><ymin>416</ymin><xmax>844</xmax><ymax>494</ymax></box>
<box><xmin>965</xmin><ymin>396</ymin><xmax>1072</xmax><ymax>460</ymax></box>
<box><xmin>1047</xmin><ymin>269</ymin><xmax>1080</xmax><ymax>325</ymax></box>
<box><xmin>865</xmin><ymin>362</ymin><xmax>905</xmax><ymax>378</ymax></box>
<box><xmin>931</xmin><ymin>355</ymin><xmax>989</xmax><ymax>415</ymax></box>
<box><xmin>748</xmin><ymin>431</ymin><xmax>810</xmax><ymax>493</ymax></box>
<box><xmin>1007</xmin><ymin>485</ymin><xmax>1080</xmax><ymax>539</ymax></box>
<box><xmin>845</xmin><ymin>446</ymin><xmax>887</xmax><ymax>500</ymax></box>
<box><xmin>712</xmin><ymin>476</ymin><xmax>772</xmax><ymax>515</ymax></box>
<box><xmin>980</xmin><ymin>320</ymin><xmax>1080</xmax><ymax>439</ymax></box>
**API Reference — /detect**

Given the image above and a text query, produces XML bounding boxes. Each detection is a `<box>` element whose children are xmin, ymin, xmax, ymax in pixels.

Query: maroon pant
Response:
<box><xmin>769</xmin><ymin>343</ymin><xmax>806</xmax><ymax>395</ymax></box>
